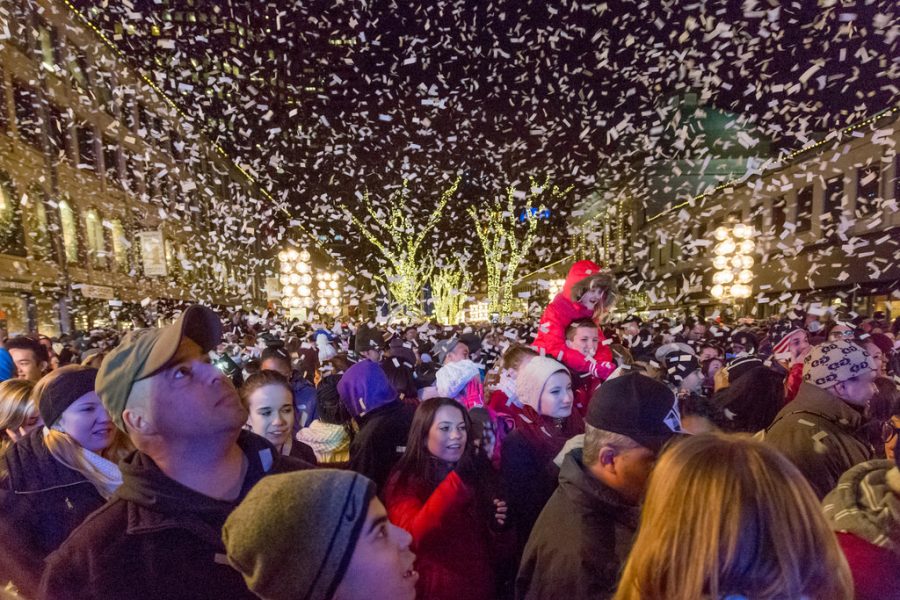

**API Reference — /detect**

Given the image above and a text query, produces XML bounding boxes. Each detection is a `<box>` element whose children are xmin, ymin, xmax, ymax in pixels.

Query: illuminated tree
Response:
<box><xmin>430</xmin><ymin>258</ymin><xmax>472</xmax><ymax>325</ymax></box>
<box><xmin>344</xmin><ymin>176</ymin><xmax>461</xmax><ymax>318</ymax></box>
<box><xmin>469</xmin><ymin>176</ymin><xmax>573</xmax><ymax>316</ymax></box>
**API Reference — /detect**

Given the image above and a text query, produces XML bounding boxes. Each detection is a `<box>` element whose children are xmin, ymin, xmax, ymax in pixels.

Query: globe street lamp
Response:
<box><xmin>710</xmin><ymin>224</ymin><xmax>755</xmax><ymax>304</ymax></box>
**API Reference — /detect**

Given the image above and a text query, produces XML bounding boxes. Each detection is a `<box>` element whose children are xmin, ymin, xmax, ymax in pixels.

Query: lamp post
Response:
<box><xmin>710</xmin><ymin>223</ymin><xmax>755</xmax><ymax>309</ymax></box>
<box><xmin>315</xmin><ymin>271</ymin><xmax>342</xmax><ymax>317</ymax></box>
<box><xmin>277</xmin><ymin>248</ymin><xmax>316</xmax><ymax>320</ymax></box>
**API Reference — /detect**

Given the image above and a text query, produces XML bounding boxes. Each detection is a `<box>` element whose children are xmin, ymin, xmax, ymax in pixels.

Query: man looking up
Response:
<box><xmin>41</xmin><ymin>305</ymin><xmax>311</xmax><ymax>600</ymax></box>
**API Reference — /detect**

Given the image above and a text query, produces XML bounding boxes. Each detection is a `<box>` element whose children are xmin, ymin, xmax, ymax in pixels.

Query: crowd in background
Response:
<box><xmin>0</xmin><ymin>259</ymin><xmax>898</xmax><ymax>599</ymax></box>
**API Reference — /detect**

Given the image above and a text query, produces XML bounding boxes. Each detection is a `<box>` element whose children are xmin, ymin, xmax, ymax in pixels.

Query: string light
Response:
<box><xmin>469</xmin><ymin>176</ymin><xmax>572</xmax><ymax>317</ymax></box>
<box><xmin>344</xmin><ymin>177</ymin><xmax>461</xmax><ymax>319</ymax></box>
<box><xmin>431</xmin><ymin>259</ymin><xmax>471</xmax><ymax>325</ymax></box>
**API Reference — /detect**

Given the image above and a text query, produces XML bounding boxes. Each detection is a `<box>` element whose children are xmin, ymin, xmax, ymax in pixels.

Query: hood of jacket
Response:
<box><xmin>436</xmin><ymin>359</ymin><xmax>481</xmax><ymax>398</ymax></box>
<box><xmin>296</xmin><ymin>420</ymin><xmax>350</xmax><ymax>455</ymax></box>
<box><xmin>3</xmin><ymin>428</ymin><xmax>88</xmax><ymax>494</ymax></box>
<box><xmin>558</xmin><ymin>448</ymin><xmax>640</xmax><ymax>530</ymax></box>
<box><xmin>115</xmin><ymin>430</ymin><xmax>277</xmax><ymax>519</ymax></box>
<box><xmin>823</xmin><ymin>459</ymin><xmax>900</xmax><ymax>553</ymax></box>
<box><xmin>338</xmin><ymin>359</ymin><xmax>397</xmax><ymax>419</ymax></box>
<box><xmin>561</xmin><ymin>260</ymin><xmax>603</xmax><ymax>302</ymax></box>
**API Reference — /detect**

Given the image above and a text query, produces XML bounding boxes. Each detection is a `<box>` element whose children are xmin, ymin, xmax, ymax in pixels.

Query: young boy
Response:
<box><xmin>565</xmin><ymin>318</ymin><xmax>604</xmax><ymax>418</ymax></box>
<box><xmin>223</xmin><ymin>469</ymin><xmax>417</xmax><ymax>600</ymax></box>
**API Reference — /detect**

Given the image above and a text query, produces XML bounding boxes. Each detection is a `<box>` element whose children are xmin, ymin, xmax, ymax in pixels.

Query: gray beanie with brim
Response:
<box><xmin>223</xmin><ymin>469</ymin><xmax>375</xmax><ymax>600</ymax></box>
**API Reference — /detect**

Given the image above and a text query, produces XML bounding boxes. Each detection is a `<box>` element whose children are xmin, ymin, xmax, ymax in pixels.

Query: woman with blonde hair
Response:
<box><xmin>614</xmin><ymin>433</ymin><xmax>853</xmax><ymax>600</ymax></box>
<box><xmin>0</xmin><ymin>379</ymin><xmax>39</xmax><ymax>461</ymax></box>
<box><xmin>0</xmin><ymin>365</ymin><xmax>131</xmax><ymax>594</ymax></box>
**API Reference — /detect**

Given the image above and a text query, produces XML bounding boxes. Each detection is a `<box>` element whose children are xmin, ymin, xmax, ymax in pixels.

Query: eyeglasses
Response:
<box><xmin>881</xmin><ymin>421</ymin><xmax>900</xmax><ymax>444</ymax></box>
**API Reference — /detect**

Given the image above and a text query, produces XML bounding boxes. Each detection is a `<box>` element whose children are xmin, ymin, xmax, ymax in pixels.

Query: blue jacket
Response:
<box><xmin>291</xmin><ymin>371</ymin><xmax>317</xmax><ymax>430</ymax></box>
<box><xmin>0</xmin><ymin>348</ymin><xmax>14</xmax><ymax>381</ymax></box>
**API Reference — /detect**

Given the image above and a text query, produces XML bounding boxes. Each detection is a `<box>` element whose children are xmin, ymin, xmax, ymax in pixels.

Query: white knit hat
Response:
<box><xmin>516</xmin><ymin>356</ymin><xmax>570</xmax><ymax>413</ymax></box>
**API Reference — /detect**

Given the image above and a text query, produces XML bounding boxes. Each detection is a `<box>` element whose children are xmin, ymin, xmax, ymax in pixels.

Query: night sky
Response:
<box><xmin>72</xmin><ymin>0</ymin><xmax>898</xmax><ymax>280</ymax></box>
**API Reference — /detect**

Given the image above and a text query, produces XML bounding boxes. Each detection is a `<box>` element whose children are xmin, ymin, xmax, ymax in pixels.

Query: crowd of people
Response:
<box><xmin>0</xmin><ymin>259</ymin><xmax>898</xmax><ymax>599</ymax></box>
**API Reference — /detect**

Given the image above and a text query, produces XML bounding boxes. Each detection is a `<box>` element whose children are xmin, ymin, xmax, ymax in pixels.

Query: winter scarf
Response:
<box><xmin>296</xmin><ymin>421</ymin><xmax>351</xmax><ymax>464</ymax></box>
<box><xmin>823</xmin><ymin>460</ymin><xmax>900</xmax><ymax>553</ymax></box>
<box><xmin>80</xmin><ymin>444</ymin><xmax>124</xmax><ymax>499</ymax></box>
<box><xmin>436</xmin><ymin>360</ymin><xmax>484</xmax><ymax>408</ymax></box>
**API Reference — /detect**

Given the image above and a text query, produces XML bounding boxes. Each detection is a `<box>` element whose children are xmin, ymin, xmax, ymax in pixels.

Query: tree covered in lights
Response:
<box><xmin>344</xmin><ymin>176</ymin><xmax>461</xmax><ymax>318</ymax></box>
<box><xmin>430</xmin><ymin>258</ymin><xmax>472</xmax><ymax>325</ymax></box>
<box><xmin>469</xmin><ymin>176</ymin><xmax>573</xmax><ymax>317</ymax></box>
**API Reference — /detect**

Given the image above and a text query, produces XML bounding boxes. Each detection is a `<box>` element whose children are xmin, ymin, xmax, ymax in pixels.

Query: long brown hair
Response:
<box><xmin>390</xmin><ymin>398</ymin><xmax>475</xmax><ymax>496</ymax></box>
<box><xmin>0</xmin><ymin>379</ymin><xmax>36</xmax><ymax>456</ymax></box>
<box><xmin>614</xmin><ymin>433</ymin><xmax>853</xmax><ymax>600</ymax></box>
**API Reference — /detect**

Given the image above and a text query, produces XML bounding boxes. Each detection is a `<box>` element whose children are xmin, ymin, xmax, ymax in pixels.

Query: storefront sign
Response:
<box><xmin>138</xmin><ymin>231</ymin><xmax>168</xmax><ymax>277</ymax></box>
<box><xmin>0</xmin><ymin>280</ymin><xmax>33</xmax><ymax>292</ymax></box>
<box><xmin>78</xmin><ymin>284</ymin><xmax>116</xmax><ymax>300</ymax></box>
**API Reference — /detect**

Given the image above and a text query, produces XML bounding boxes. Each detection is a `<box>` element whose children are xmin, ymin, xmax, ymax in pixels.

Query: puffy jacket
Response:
<box><xmin>516</xmin><ymin>448</ymin><xmax>639</xmax><ymax>599</ymax></box>
<box><xmin>385</xmin><ymin>469</ymin><xmax>497</xmax><ymax>600</ymax></box>
<box><xmin>39</xmin><ymin>430</ymin><xmax>312</xmax><ymax>600</ymax></box>
<box><xmin>764</xmin><ymin>382</ymin><xmax>873</xmax><ymax>499</ymax></box>
<box><xmin>532</xmin><ymin>261</ymin><xmax>614</xmax><ymax>378</ymax></box>
<box><xmin>0</xmin><ymin>429</ymin><xmax>107</xmax><ymax>596</ymax></box>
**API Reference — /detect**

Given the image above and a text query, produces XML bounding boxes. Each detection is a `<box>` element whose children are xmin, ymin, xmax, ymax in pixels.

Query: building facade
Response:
<box><xmin>573</xmin><ymin>107</ymin><xmax>900</xmax><ymax>320</ymax></box>
<box><xmin>0</xmin><ymin>0</ymin><xmax>271</xmax><ymax>335</ymax></box>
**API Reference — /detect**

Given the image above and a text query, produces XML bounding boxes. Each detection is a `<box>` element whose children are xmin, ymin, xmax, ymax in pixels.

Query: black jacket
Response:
<box><xmin>0</xmin><ymin>429</ymin><xmax>107</xmax><ymax>596</ymax></box>
<box><xmin>516</xmin><ymin>449</ymin><xmax>639</xmax><ymax>600</ymax></box>
<box><xmin>39</xmin><ymin>430</ymin><xmax>312</xmax><ymax>600</ymax></box>
<box><xmin>348</xmin><ymin>401</ymin><xmax>415</xmax><ymax>495</ymax></box>
<box><xmin>500</xmin><ymin>430</ymin><xmax>562</xmax><ymax>560</ymax></box>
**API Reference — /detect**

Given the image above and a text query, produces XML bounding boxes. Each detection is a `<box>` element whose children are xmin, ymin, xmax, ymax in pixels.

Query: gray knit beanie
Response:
<box><xmin>223</xmin><ymin>469</ymin><xmax>375</xmax><ymax>600</ymax></box>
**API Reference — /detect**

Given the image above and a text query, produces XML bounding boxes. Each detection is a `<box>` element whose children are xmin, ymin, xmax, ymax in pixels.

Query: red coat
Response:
<box><xmin>532</xmin><ymin>260</ymin><xmax>614</xmax><ymax>378</ymax></box>
<box><xmin>837</xmin><ymin>532</ymin><xmax>900</xmax><ymax>600</ymax></box>
<box><xmin>385</xmin><ymin>471</ymin><xmax>496</xmax><ymax>600</ymax></box>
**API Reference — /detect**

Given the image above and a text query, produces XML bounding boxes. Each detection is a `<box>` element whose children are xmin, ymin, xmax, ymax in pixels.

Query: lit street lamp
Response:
<box><xmin>710</xmin><ymin>224</ymin><xmax>755</xmax><ymax>302</ymax></box>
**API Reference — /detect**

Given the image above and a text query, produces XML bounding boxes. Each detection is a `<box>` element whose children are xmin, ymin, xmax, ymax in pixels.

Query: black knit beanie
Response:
<box><xmin>40</xmin><ymin>368</ymin><xmax>99</xmax><ymax>427</ymax></box>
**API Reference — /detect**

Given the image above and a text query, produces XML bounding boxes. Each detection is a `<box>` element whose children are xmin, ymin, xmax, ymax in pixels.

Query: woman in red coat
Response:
<box><xmin>384</xmin><ymin>398</ymin><xmax>509</xmax><ymax>600</ymax></box>
<box><xmin>532</xmin><ymin>260</ymin><xmax>617</xmax><ymax>381</ymax></box>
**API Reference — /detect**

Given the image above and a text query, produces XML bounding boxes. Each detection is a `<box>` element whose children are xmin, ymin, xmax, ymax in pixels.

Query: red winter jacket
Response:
<box><xmin>385</xmin><ymin>470</ymin><xmax>496</xmax><ymax>600</ymax></box>
<box><xmin>532</xmin><ymin>260</ymin><xmax>614</xmax><ymax>378</ymax></box>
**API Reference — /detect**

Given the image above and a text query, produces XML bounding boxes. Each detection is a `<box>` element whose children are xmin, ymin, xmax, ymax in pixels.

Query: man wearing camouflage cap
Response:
<box><xmin>41</xmin><ymin>306</ymin><xmax>311</xmax><ymax>600</ymax></box>
<box><xmin>764</xmin><ymin>339</ymin><xmax>877</xmax><ymax>499</ymax></box>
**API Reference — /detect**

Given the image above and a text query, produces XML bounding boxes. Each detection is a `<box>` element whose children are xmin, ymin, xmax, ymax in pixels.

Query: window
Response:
<box><xmin>103</xmin><ymin>138</ymin><xmax>119</xmax><ymax>184</ymax></box>
<box><xmin>24</xmin><ymin>186</ymin><xmax>51</xmax><ymax>260</ymax></box>
<box><xmin>110</xmin><ymin>219</ymin><xmax>128</xmax><ymax>272</ymax></box>
<box><xmin>856</xmin><ymin>166</ymin><xmax>880</xmax><ymax>215</ymax></box>
<box><xmin>771</xmin><ymin>197</ymin><xmax>786</xmax><ymax>239</ymax></box>
<box><xmin>0</xmin><ymin>175</ymin><xmax>25</xmax><ymax>256</ymax></box>
<box><xmin>76</xmin><ymin>125</ymin><xmax>96</xmax><ymax>169</ymax></box>
<box><xmin>822</xmin><ymin>175</ymin><xmax>843</xmax><ymax>237</ymax></box>
<box><xmin>47</xmin><ymin>104</ymin><xmax>68</xmax><ymax>156</ymax></box>
<box><xmin>0</xmin><ymin>69</ymin><xmax>8</xmax><ymax>132</ymax></box>
<box><xmin>84</xmin><ymin>209</ymin><xmax>106</xmax><ymax>269</ymax></box>
<box><xmin>66</xmin><ymin>51</ymin><xmax>90</xmax><ymax>89</ymax></box>
<box><xmin>58</xmin><ymin>198</ymin><xmax>79</xmax><ymax>264</ymax></box>
<box><xmin>13</xmin><ymin>83</ymin><xmax>41</xmax><ymax>147</ymax></box>
<box><xmin>796</xmin><ymin>186</ymin><xmax>813</xmax><ymax>233</ymax></box>
<box><xmin>36</xmin><ymin>20</ymin><xmax>58</xmax><ymax>69</ymax></box>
